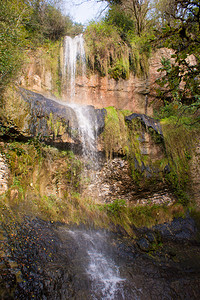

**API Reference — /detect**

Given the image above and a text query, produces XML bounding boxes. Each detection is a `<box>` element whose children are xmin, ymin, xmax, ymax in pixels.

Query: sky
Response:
<box><xmin>64</xmin><ymin>0</ymin><xmax>108</xmax><ymax>25</ymax></box>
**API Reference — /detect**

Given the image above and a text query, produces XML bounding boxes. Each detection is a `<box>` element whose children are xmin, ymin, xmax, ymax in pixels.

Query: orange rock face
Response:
<box><xmin>19</xmin><ymin>48</ymin><xmax>176</xmax><ymax>116</ymax></box>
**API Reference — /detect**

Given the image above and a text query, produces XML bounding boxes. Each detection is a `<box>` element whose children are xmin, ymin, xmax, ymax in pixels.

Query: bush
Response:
<box><xmin>0</xmin><ymin>0</ymin><xmax>27</xmax><ymax>93</ymax></box>
<box><xmin>105</xmin><ymin>4</ymin><xmax>135</xmax><ymax>43</ymax></box>
<box><xmin>104</xmin><ymin>199</ymin><xmax>126</xmax><ymax>216</ymax></box>
<box><xmin>84</xmin><ymin>21</ymin><xmax>131</xmax><ymax>78</ymax></box>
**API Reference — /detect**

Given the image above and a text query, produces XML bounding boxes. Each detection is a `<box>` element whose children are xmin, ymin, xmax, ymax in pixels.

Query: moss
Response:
<box><xmin>101</xmin><ymin>200</ymin><xmax>185</xmax><ymax>236</ymax></box>
<box><xmin>40</xmin><ymin>41</ymin><xmax>62</xmax><ymax>97</ymax></box>
<box><xmin>108</xmin><ymin>57</ymin><xmax>130</xmax><ymax>80</ymax></box>
<box><xmin>1</xmin><ymin>86</ymin><xmax>30</xmax><ymax>131</ymax></box>
<box><xmin>161</xmin><ymin>116</ymin><xmax>198</xmax><ymax>205</ymax></box>
<box><xmin>126</xmin><ymin>118</ymin><xmax>153</xmax><ymax>185</ymax></box>
<box><xmin>46</xmin><ymin>112</ymin><xmax>68</xmax><ymax>139</ymax></box>
<box><xmin>130</xmin><ymin>35</ymin><xmax>150</xmax><ymax>77</ymax></box>
<box><xmin>103</xmin><ymin>107</ymin><xmax>128</xmax><ymax>159</ymax></box>
<box><xmin>103</xmin><ymin>108</ymin><xmax>167</xmax><ymax>188</ymax></box>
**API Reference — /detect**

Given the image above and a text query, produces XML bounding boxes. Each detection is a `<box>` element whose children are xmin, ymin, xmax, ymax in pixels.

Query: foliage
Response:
<box><xmin>102</xmin><ymin>198</ymin><xmax>185</xmax><ymax>233</ymax></box>
<box><xmin>84</xmin><ymin>21</ymin><xmax>131</xmax><ymax>78</ymax></box>
<box><xmin>128</xmin><ymin>203</ymin><xmax>185</xmax><ymax>227</ymax></box>
<box><xmin>85</xmin><ymin>16</ymin><xmax>151</xmax><ymax>80</ymax></box>
<box><xmin>24</xmin><ymin>1</ymin><xmax>83</xmax><ymax>43</ymax></box>
<box><xmin>104</xmin><ymin>0</ymin><xmax>153</xmax><ymax>36</ymax></box>
<box><xmin>104</xmin><ymin>199</ymin><xmax>126</xmax><ymax>216</ymax></box>
<box><xmin>155</xmin><ymin>0</ymin><xmax>200</xmax><ymax>115</ymax></box>
<box><xmin>0</xmin><ymin>0</ymin><xmax>27</xmax><ymax>94</ymax></box>
<box><xmin>105</xmin><ymin>4</ymin><xmax>135</xmax><ymax>42</ymax></box>
<box><xmin>103</xmin><ymin>107</ymin><xmax>128</xmax><ymax>159</ymax></box>
<box><xmin>129</xmin><ymin>33</ymin><xmax>151</xmax><ymax>76</ymax></box>
<box><xmin>161</xmin><ymin>116</ymin><xmax>198</xmax><ymax>205</ymax></box>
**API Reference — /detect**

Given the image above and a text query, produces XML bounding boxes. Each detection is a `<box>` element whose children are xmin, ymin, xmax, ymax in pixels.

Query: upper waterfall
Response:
<box><xmin>63</xmin><ymin>34</ymin><xmax>86</xmax><ymax>100</ymax></box>
<box><xmin>63</xmin><ymin>35</ymin><xmax>99</xmax><ymax>172</ymax></box>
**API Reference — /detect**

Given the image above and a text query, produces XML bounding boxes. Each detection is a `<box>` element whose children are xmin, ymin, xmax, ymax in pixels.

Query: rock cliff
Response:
<box><xmin>18</xmin><ymin>45</ymin><xmax>174</xmax><ymax>116</ymax></box>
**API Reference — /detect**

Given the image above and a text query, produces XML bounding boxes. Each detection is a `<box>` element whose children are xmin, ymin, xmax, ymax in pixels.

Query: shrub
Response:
<box><xmin>84</xmin><ymin>21</ymin><xmax>131</xmax><ymax>79</ymax></box>
<box><xmin>104</xmin><ymin>199</ymin><xmax>126</xmax><ymax>216</ymax></box>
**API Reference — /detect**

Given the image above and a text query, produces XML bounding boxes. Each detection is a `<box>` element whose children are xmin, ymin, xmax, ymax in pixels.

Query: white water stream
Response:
<box><xmin>63</xmin><ymin>35</ymin><xmax>126</xmax><ymax>299</ymax></box>
<box><xmin>63</xmin><ymin>35</ymin><xmax>99</xmax><ymax>167</ymax></box>
<box><xmin>63</xmin><ymin>34</ymin><xmax>86</xmax><ymax>99</ymax></box>
<box><xmin>68</xmin><ymin>230</ymin><xmax>126</xmax><ymax>300</ymax></box>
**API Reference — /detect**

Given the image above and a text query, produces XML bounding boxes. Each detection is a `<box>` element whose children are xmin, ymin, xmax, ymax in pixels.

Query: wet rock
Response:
<box><xmin>154</xmin><ymin>217</ymin><xmax>197</xmax><ymax>242</ymax></box>
<box><xmin>125</xmin><ymin>113</ymin><xmax>163</xmax><ymax>136</ymax></box>
<box><xmin>137</xmin><ymin>238</ymin><xmax>151</xmax><ymax>251</ymax></box>
<box><xmin>18</xmin><ymin>88</ymin><xmax>106</xmax><ymax>145</ymax></box>
<box><xmin>1</xmin><ymin>219</ymin><xmax>200</xmax><ymax>299</ymax></box>
<box><xmin>145</xmin><ymin>232</ymin><xmax>157</xmax><ymax>243</ymax></box>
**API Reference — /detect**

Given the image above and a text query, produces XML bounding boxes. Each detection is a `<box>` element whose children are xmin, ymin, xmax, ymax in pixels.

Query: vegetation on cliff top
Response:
<box><xmin>1</xmin><ymin>0</ymin><xmax>199</xmax><ymax>114</ymax></box>
<box><xmin>85</xmin><ymin>0</ymin><xmax>200</xmax><ymax>116</ymax></box>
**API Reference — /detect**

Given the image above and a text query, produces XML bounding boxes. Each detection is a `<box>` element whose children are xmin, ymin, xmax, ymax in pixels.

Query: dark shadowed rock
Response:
<box><xmin>2</xmin><ymin>218</ymin><xmax>200</xmax><ymax>299</ymax></box>
<box><xmin>154</xmin><ymin>217</ymin><xmax>197</xmax><ymax>242</ymax></box>
<box><xmin>137</xmin><ymin>238</ymin><xmax>151</xmax><ymax>251</ymax></box>
<box><xmin>18</xmin><ymin>88</ymin><xmax>106</xmax><ymax>144</ymax></box>
<box><xmin>125</xmin><ymin>113</ymin><xmax>163</xmax><ymax>136</ymax></box>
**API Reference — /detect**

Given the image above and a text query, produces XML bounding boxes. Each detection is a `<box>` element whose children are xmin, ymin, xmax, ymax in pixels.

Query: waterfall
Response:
<box><xmin>68</xmin><ymin>229</ymin><xmax>126</xmax><ymax>300</ymax></box>
<box><xmin>63</xmin><ymin>34</ymin><xmax>99</xmax><ymax>170</ymax></box>
<box><xmin>67</xmin><ymin>103</ymin><xmax>99</xmax><ymax>169</ymax></box>
<box><xmin>63</xmin><ymin>35</ymin><xmax>128</xmax><ymax>298</ymax></box>
<box><xmin>63</xmin><ymin>34</ymin><xmax>86</xmax><ymax>100</ymax></box>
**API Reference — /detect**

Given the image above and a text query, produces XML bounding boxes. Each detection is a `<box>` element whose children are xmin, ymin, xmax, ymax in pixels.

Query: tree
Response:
<box><xmin>0</xmin><ymin>0</ymin><xmax>28</xmax><ymax>94</ymax></box>
<box><xmin>152</xmin><ymin>0</ymin><xmax>179</xmax><ymax>29</ymax></box>
<box><xmin>155</xmin><ymin>0</ymin><xmax>200</xmax><ymax>115</ymax></box>
<box><xmin>99</xmin><ymin>0</ymin><xmax>152</xmax><ymax>35</ymax></box>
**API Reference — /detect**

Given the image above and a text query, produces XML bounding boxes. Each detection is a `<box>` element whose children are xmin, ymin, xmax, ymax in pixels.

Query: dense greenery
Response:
<box><xmin>154</xmin><ymin>0</ymin><xmax>200</xmax><ymax>114</ymax></box>
<box><xmin>84</xmin><ymin>3</ymin><xmax>152</xmax><ymax>78</ymax></box>
<box><xmin>85</xmin><ymin>0</ymin><xmax>200</xmax><ymax>116</ymax></box>
<box><xmin>0</xmin><ymin>139</ymin><xmax>186</xmax><ymax>234</ymax></box>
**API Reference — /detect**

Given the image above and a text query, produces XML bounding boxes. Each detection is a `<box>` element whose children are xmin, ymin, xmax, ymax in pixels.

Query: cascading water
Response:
<box><xmin>63</xmin><ymin>35</ymin><xmax>98</xmax><ymax>169</ymax></box>
<box><xmin>64</xmin><ymin>34</ymin><xmax>86</xmax><ymax>99</ymax></box>
<box><xmin>67</xmin><ymin>103</ymin><xmax>99</xmax><ymax>170</ymax></box>
<box><xmin>63</xmin><ymin>36</ymin><xmax>128</xmax><ymax>299</ymax></box>
<box><xmin>67</xmin><ymin>229</ymin><xmax>126</xmax><ymax>300</ymax></box>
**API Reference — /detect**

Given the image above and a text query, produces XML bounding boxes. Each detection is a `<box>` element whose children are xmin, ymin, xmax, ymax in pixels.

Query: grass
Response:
<box><xmin>0</xmin><ymin>115</ymin><xmax>198</xmax><ymax>238</ymax></box>
<box><xmin>161</xmin><ymin>116</ymin><xmax>198</xmax><ymax>205</ymax></box>
<box><xmin>103</xmin><ymin>107</ymin><xmax>128</xmax><ymax>159</ymax></box>
<box><xmin>0</xmin><ymin>138</ymin><xmax>187</xmax><ymax>237</ymax></box>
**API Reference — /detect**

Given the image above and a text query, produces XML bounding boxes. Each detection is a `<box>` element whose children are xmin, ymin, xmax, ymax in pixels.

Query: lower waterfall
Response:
<box><xmin>59</xmin><ymin>100</ymin><xmax>131</xmax><ymax>299</ymax></box>
<box><xmin>67</xmin><ymin>229</ymin><xmax>126</xmax><ymax>300</ymax></box>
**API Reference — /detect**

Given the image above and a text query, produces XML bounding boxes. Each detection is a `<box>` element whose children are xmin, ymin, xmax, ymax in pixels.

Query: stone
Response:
<box><xmin>0</xmin><ymin>153</ymin><xmax>9</xmax><ymax>195</ymax></box>
<box><xmin>17</xmin><ymin>88</ymin><xmax>106</xmax><ymax>146</ymax></box>
<box><xmin>19</xmin><ymin>47</ymin><xmax>176</xmax><ymax>116</ymax></box>
<box><xmin>145</xmin><ymin>232</ymin><xmax>157</xmax><ymax>243</ymax></box>
<box><xmin>125</xmin><ymin>113</ymin><xmax>163</xmax><ymax>136</ymax></box>
<box><xmin>154</xmin><ymin>217</ymin><xmax>197</xmax><ymax>242</ymax></box>
<box><xmin>137</xmin><ymin>238</ymin><xmax>150</xmax><ymax>251</ymax></box>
